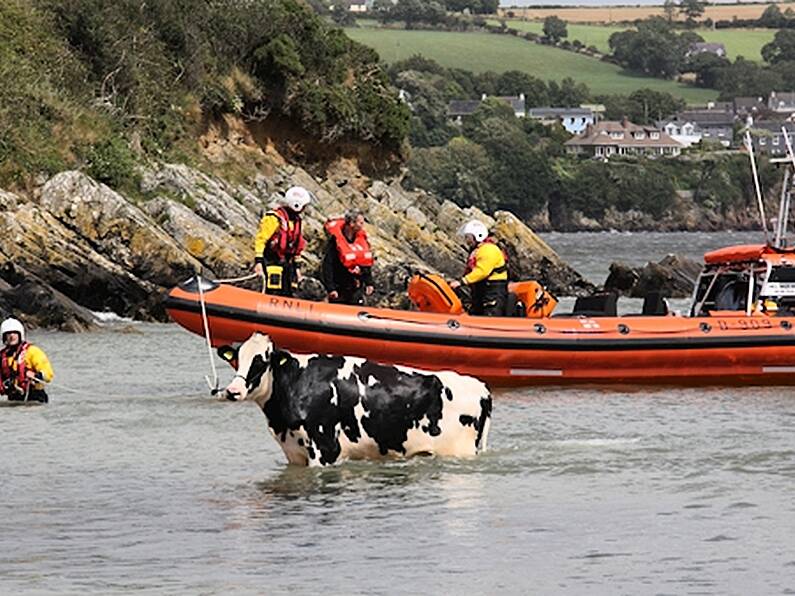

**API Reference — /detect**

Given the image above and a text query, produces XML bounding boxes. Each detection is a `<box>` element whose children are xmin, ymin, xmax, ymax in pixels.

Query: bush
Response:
<box><xmin>0</xmin><ymin>0</ymin><xmax>411</xmax><ymax>185</ymax></box>
<box><xmin>84</xmin><ymin>137</ymin><xmax>140</xmax><ymax>190</ymax></box>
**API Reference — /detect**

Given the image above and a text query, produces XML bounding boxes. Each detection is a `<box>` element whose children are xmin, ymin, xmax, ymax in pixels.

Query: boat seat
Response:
<box><xmin>573</xmin><ymin>292</ymin><xmax>618</xmax><ymax>317</ymax></box>
<box><xmin>642</xmin><ymin>292</ymin><xmax>669</xmax><ymax>316</ymax></box>
<box><xmin>566</xmin><ymin>292</ymin><xmax>618</xmax><ymax>317</ymax></box>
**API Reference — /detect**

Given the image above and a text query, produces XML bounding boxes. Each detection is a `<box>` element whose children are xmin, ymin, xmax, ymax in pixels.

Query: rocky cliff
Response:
<box><xmin>0</xmin><ymin>125</ymin><xmax>592</xmax><ymax>331</ymax></box>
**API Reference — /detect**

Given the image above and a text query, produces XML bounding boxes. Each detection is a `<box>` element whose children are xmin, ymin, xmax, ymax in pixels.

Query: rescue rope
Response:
<box><xmin>212</xmin><ymin>273</ymin><xmax>258</xmax><ymax>284</ymax></box>
<box><xmin>197</xmin><ymin>274</ymin><xmax>220</xmax><ymax>394</ymax></box>
<box><xmin>15</xmin><ymin>377</ymin><xmax>195</xmax><ymax>400</ymax></box>
<box><xmin>209</xmin><ymin>271</ymin><xmax>267</xmax><ymax>293</ymax></box>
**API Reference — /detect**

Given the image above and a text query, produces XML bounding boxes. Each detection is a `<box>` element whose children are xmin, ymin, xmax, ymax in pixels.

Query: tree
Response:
<box><xmin>626</xmin><ymin>89</ymin><xmax>685</xmax><ymax>124</ymax></box>
<box><xmin>385</xmin><ymin>0</ymin><xmax>446</xmax><ymax>28</ymax></box>
<box><xmin>444</xmin><ymin>0</ymin><xmax>498</xmax><ymax>13</ymax></box>
<box><xmin>547</xmin><ymin>77</ymin><xmax>590</xmax><ymax>106</ymax></box>
<box><xmin>494</xmin><ymin>70</ymin><xmax>550</xmax><ymax>107</ymax></box>
<box><xmin>372</xmin><ymin>0</ymin><xmax>394</xmax><ymax>23</ymax></box>
<box><xmin>762</xmin><ymin>29</ymin><xmax>795</xmax><ymax>64</ymax></box>
<box><xmin>679</xmin><ymin>0</ymin><xmax>706</xmax><ymax>21</ymax></box>
<box><xmin>608</xmin><ymin>18</ymin><xmax>697</xmax><ymax>78</ymax></box>
<box><xmin>714</xmin><ymin>57</ymin><xmax>783</xmax><ymax>99</ymax></box>
<box><xmin>331</xmin><ymin>4</ymin><xmax>355</xmax><ymax>26</ymax></box>
<box><xmin>543</xmin><ymin>16</ymin><xmax>568</xmax><ymax>43</ymax></box>
<box><xmin>393</xmin><ymin>69</ymin><xmax>460</xmax><ymax>147</ymax></box>
<box><xmin>663</xmin><ymin>0</ymin><xmax>677</xmax><ymax>23</ymax></box>
<box><xmin>759</xmin><ymin>4</ymin><xmax>787</xmax><ymax>28</ymax></box>
<box><xmin>408</xmin><ymin>137</ymin><xmax>497</xmax><ymax>210</ymax></box>
<box><xmin>685</xmin><ymin>52</ymin><xmax>730</xmax><ymax>87</ymax></box>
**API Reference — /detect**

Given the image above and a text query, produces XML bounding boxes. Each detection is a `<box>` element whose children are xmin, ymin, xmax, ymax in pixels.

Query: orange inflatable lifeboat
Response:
<box><xmin>165</xmin><ymin>244</ymin><xmax>795</xmax><ymax>387</ymax></box>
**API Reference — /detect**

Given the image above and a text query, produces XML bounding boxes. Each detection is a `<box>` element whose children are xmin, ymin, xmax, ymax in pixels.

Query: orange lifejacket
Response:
<box><xmin>465</xmin><ymin>237</ymin><xmax>508</xmax><ymax>275</ymax></box>
<box><xmin>0</xmin><ymin>343</ymin><xmax>30</xmax><ymax>393</ymax></box>
<box><xmin>324</xmin><ymin>218</ymin><xmax>374</xmax><ymax>273</ymax></box>
<box><xmin>265</xmin><ymin>207</ymin><xmax>305</xmax><ymax>263</ymax></box>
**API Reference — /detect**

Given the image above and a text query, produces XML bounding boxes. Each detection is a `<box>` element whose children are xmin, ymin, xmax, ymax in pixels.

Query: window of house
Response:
<box><xmin>760</xmin><ymin>138</ymin><xmax>767</xmax><ymax>145</ymax></box>
<box><xmin>773</xmin><ymin>136</ymin><xmax>780</xmax><ymax>145</ymax></box>
<box><xmin>650</xmin><ymin>132</ymin><xmax>660</xmax><ymax>139</ymax></box>
<box><xmin>634</xmin><ymin>132</ymin><xmax>645</xmax><ymax>140</ymax></box>
<box><xmin>610</xmin><ymin>132</ymin><xmax>623</xmax><ymax>139</ymax></box>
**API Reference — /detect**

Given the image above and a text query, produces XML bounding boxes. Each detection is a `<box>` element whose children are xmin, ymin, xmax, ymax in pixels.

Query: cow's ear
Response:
<box><xmin>217</xmin><ymin>345</ymin><xmax>238</xmax><ymax>363</ymax></box>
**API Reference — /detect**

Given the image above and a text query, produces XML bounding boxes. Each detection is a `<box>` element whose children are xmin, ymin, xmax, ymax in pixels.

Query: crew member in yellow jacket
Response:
<box><xmin>253</xmin><ymin>186</ymin><xmax>311</xmax><ymax>296</ymax></box>
<box><xmin>0</xmin><ymin>318</ymin><xmax>54</xmax><ymax>403</ymax></box>
<box><xmin>450</xmin><ymin>220</ymin><xmax>508</xmax><ymax>317</ymax></box>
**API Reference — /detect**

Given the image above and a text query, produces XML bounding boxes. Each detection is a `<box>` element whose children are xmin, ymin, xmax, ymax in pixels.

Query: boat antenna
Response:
<box><xmin>779</xmin><ymin>125</ymin><xmax>795</xmax><ymax>247</ymax></box>
<box><xmin>744</xmin><ymin>129</ymin><xmax>770</xmax><ymax>244</ymax></box>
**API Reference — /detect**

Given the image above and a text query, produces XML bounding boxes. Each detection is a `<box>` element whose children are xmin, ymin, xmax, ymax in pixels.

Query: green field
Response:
<box><xmin>346</xmin><ymin>27</ymin><xmax>718</xmax><ymax>102</ymax></box>
<box><xmin>492</xmin><ymin>20</ymin><xmax>774</xmax><ymax>60</ymax></box>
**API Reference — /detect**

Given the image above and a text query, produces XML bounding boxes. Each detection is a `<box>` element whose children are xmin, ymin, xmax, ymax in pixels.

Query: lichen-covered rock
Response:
<box><xmin>40</xmin><ymin>171</ymin><xmax>201</xmax><ymax>286</ymax></box>
<box><xmin>143</xmin><ymin>197</ymin><xmax>248</xmax><ymax>279</ymax></box>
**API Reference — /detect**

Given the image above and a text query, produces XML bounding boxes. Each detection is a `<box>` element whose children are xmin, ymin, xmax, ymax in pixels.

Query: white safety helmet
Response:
<box><xmin>1</xmin><ymin>317</ymin><xmax>25</xmax><ymax>342</ymax></box>
<box><xmin>276</xmin><ymin>186</ymin><xmax>313</xmax><ymax>213</ymax></box>
<box><xmin>458</xmin><ymin>220</ymin><xmax>489</xmax><ymax>243</ymax></box>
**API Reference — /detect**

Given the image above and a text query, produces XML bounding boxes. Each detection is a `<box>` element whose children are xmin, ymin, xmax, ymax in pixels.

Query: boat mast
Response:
<box><xmin>777</xmin><ymin>125</ymin><xmax>795</xmax><ymax>248</ymax></box>
<box><xmin>744</xmin><ymin>129</ymin><xmax>770</xmax><ymax>244</ymax></box>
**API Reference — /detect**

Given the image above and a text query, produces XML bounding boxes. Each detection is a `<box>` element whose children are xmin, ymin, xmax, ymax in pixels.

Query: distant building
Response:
<box><xmin>345</xmin><ymin>0</ymin><xmax>374</xmax><ymax>12</ymax></box>
<box><xmin>527</xmin><ymin>107</ymin><xmax>596</xmax><ymax>134</ymax></box>
<box><xmin>748</xmin><ymin>121</ymin><xmax>795</xmax><ymax>156</ymax></box>
<box><xmin>768</xmin><ymin>91</ymin><xmax>795</xmax><ymax>115</ymax></box>
<box><xmin>565</xmin><ymin>118</ymin><xmax>683</xmax><ymax>158</ymax></box>
<box><xmin>734</xmin><ymin>96</ymin><xmax>767</xmax><ymax>117</ymax></box>
<box><xmin>658</xmin><ymin>110</ymin><xmax>734</xmax><ymax>148</ymax></box>
<box><xmin>447</xmin><ymin>94</ymin><xmax>526</xmax><ymax>124</ymax></box>
<box><xmin>686</xmin><ymin>42</ymin><xmax>727</xmax><ymax>58</ymax></box>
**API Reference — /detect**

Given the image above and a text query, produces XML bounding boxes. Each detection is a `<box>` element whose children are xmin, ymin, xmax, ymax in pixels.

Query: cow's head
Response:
<box><xmin>219</xmin><ymin>333</ymin><xmax>275</xmax><ymax>406</ymax></box>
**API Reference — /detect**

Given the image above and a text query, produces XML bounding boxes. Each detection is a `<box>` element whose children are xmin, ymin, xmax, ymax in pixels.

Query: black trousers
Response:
<box><xmin>329</xmin><ymin>285</ymin><xmax>365</xmax><ymax>306</ymax></box>
<box><xmin>470</xmin><ymin>280</ymin><xmax>508</xmax><ymax>317</ymax></box>
<box><xmin>6</xmin><ymin>387</ymin><xmax>48</xmax><ymax>403</ymax></box>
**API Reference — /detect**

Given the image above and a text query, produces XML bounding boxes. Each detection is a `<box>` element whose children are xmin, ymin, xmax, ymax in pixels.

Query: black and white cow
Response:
<box><xmin>220</xmin><ymin>333</ymin><xmax>492</xmax><ymax>466</ymax></box>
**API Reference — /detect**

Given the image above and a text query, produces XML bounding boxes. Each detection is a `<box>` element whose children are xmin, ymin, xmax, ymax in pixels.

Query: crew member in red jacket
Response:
<box><xmin>322</xmin><ymin>210</ymin><xmax>375</xmax><ymax>305</ymax></box>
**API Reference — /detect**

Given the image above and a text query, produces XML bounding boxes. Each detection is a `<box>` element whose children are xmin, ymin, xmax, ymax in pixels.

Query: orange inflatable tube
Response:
<box><xmin>165</xmin><ymin>277</ymin><xmax>795</xmax><ymax>387</ymax></box>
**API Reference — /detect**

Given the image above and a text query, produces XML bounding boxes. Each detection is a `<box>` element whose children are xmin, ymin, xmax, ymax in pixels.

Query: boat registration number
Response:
<box><xmin>716</xmin><ymin>318</ymin><xmax>774</xmax><ymax>331</ymax></box>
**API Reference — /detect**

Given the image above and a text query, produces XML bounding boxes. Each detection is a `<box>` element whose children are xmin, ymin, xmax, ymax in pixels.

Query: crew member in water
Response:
<box><xmin>322</xmin><ymin>209</ymin><xmax>375</xmax><ymax>305</ymax></box>
<box><xmin>253</xmin><ymin>186</ymin><xmax>312</xmax><ymax>297</ymax></box>
<box><xmin>0</xmin><ymin>318</ymin><xmax>54</xmax><ymax>403</ymax></box>
<box><xmin>450</xmin><ymin>220</ymin><xmax>509</xmax><ymax>317</ymax></box>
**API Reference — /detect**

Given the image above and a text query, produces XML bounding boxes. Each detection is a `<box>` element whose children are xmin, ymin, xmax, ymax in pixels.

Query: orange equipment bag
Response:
<box><xmin>408</xmin><ymin>273</ymin><xmax>464</xmax><ymax>315</ymax></box>
<box><xmin>509</xmin><ymin>280</ymin><xmax>557</xmax><ymax>318</ymax></box>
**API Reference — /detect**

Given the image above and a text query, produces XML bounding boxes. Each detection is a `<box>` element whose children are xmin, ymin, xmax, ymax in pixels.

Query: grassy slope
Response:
<box><xmin>493</xmin><ymin>20</ymin><xmax>773</xmax><ymax>61</ymax></box>
<box><xmin>346</xmin><ymin>27</ymin><xmax>717</xmax><ymax>101</ymax></box>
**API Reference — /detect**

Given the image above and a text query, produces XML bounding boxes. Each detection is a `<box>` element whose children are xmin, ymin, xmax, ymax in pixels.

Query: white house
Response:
<box><xmin>527</xmin><ymin>107</ymin><xmax>596</xmax><ymax>134</ymax></box>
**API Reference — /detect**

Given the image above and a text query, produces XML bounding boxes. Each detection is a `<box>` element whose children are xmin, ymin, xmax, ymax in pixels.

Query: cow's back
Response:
<box><xmin>265</xmin><ymin>352</ymin><xmax>491</xmax><ymax>465</ymax></box>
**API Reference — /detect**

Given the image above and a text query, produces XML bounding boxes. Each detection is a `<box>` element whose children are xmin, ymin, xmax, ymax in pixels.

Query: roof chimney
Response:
<box><xmin>621</xmin><ymin>115</ymin><xmax>629</xmax><ymax>128</ymax></box>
